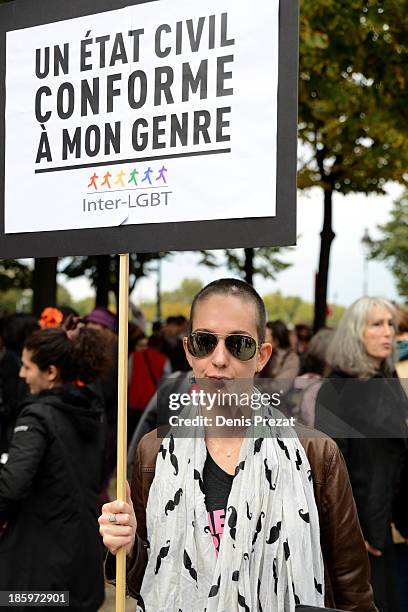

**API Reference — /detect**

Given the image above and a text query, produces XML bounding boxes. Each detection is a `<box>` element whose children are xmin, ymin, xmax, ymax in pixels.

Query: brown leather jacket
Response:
<box><xmin>108</xmin><ymin>427</ymin><xmax>377</xmax><ymax>611</ymax></box>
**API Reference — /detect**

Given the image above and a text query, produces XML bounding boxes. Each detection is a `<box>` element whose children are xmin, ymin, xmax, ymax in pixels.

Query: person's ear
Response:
<box><xmin>47</xmin><ymin>364</ymin><xmax>59</xmax><ymax>384</ymax></box>
<box><xmin>256</xmin><ymin>342</ymin><xmax>272</xmax><ymax>374</ymax></box>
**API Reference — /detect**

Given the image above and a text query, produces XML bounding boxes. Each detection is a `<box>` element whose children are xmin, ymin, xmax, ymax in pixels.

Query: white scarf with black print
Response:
<box><xmin>138</xmin><ymin>406</ymin><xmax>325</xmax><ymax>612</ymax></box>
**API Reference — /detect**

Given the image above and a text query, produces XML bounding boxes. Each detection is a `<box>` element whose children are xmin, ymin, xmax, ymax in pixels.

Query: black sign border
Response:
<box><xmin>0</xmin><ymin>0</ymin><xmax>299</xmax><ymax>258</ymax></box>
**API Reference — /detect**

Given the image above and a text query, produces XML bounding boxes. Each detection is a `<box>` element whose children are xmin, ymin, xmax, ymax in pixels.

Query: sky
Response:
<box><xmin>63</xmin><ymin>181</ymin><xmax>403</xmax><ymax>308</ymax></box>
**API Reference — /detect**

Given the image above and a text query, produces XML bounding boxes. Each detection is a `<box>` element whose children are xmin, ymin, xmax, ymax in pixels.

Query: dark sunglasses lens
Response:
<box><xmin>225</xmin><ymin>335</ymin><xmax>257</xmax><ymax>361</ymax></box>
<box><xmin>188</xmin><ymin>332</ymin><xmax>218</xmax><ymax>358</ymax></box>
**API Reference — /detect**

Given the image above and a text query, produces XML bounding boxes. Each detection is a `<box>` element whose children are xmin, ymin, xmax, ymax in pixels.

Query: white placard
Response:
<box><xmin>5</xmin><ymin>0</ymin><xmax>279</xmax><ymax>234</ymax></box>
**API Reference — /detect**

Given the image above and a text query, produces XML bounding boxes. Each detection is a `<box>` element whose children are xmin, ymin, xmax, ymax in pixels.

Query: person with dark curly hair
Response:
<box><xmin>0</xmin><ymin>327</ymin><xmax>111</xmax><ymax>611</ymax></box>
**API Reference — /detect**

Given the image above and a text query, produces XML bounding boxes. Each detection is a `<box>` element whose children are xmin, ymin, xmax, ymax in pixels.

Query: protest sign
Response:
<box><xmin>0</xmin><ymin>0</ymin><xmax>299</xmax><ymax>258</ymax></box>
<box><xmin>0</xmin><ymin>2</ymin><xmax>299</xmax><ymax>608</ymax></box>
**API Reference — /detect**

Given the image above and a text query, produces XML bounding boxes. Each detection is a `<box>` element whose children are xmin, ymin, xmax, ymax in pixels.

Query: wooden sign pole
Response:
<box><xmin>116</xmin><ymin>253</ymin><xmax>129</xmax><ymax>612</ymax></box>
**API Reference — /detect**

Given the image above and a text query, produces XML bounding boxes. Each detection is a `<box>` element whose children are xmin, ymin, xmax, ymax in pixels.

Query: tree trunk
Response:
<box><xmin>32</xmin><ymin>257</ymin><xmax>58</xmax><ymax>316</ymax></box>
<box><xmin>313</xmin><ymin>188</ymin><xmax>335</xmax><ymax>332</ymax></box>
<box><xmin>156</xmin><ymin>255</ymin><xmax>162</xmax><ymax>322</ymax></box>
<box><xmin>95</xmin><ymin>255</ymin><xmax>111</xmax><ymax>307</ymax></box>
<box><xmin>244</xmin><ymin>248</ymin><xmax>254</xmax><ymax>285</ymax></box>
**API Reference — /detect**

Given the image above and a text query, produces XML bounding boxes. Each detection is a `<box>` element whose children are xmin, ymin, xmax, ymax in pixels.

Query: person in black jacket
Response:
<box><xmin>0</xmin><ymin>327</ymin><xmax>110</xmax><ymax>612</ymax></box>
<box><xmin>315</xmin><ymin>296</ymin><xmax>408</xmax><ymax>612</ymax></box>
<box><xmin>0</xmin><ymin>315</ymin><xmax>39</xmax><ymax>455</ymax></box>
<box><xmin>0</xmin><ymin>328</ymin><xmax>21</xmax><ymax>456</ymax></box>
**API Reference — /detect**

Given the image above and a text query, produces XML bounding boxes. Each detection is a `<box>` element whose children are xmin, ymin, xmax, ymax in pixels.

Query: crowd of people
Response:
<box><xmin>0</xmin><ymin>284</ymin><xmax>407</xmax><ymax>611</ymax></box>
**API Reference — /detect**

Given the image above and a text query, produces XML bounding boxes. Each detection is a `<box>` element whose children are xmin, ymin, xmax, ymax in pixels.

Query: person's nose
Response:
<box><xmin>388</xmin><ymin>323</ymin><xmax>395</xmax><ymax>338</ymax></box>
<box><xmin>383</xmin><ymin>323</ymin><xmax>393</xmax><ymax>338</ymax></box>
<box><xmin>19</xmin><ymin>366</ymin><xmax>25</xmax><ymax>379</ymax></box>
<box><xmin>210</xmin><ymin>338</ymin><xmax>229</xmax><ymax>368</ymax></box>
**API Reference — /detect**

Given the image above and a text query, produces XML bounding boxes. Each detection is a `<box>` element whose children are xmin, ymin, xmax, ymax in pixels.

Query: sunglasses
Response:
<box><xmin>187</xmin><ymin>331</ymin><xmax>258</xmax><ymax>361</ymax></box>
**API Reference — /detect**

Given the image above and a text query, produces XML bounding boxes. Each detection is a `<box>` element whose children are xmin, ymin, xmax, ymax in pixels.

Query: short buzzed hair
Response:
<box><xmin>188</xmin><ymin>278</ymin><xmax>266</xmax><ymax>343</ymax></box>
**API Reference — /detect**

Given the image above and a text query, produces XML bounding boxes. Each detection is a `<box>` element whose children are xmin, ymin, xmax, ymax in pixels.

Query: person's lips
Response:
<box><xmin>204</xmin><ymin>376</ymin><xmax>232</xmax><ymax>389</ymax></box>
<box><xmin>205</xmin><ymin>375</ymin><xmax>233</xmax><ymax>390</ymax></box>
<box><xmin>379</xmin><ymin>343</ymin><xmax>392</xmax><ymax>353</ymax></box>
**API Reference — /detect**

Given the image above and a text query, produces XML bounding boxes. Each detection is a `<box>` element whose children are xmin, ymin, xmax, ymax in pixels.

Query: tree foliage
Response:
<box><xmin>263</xmin><ymin>291</ymin><xmax>345</xmax><ymax>326</ymax></box>
<box><xmin>140</xmin><ymin>287</ymin><xmax>345</xmax><ymax>327</ymax></box>
<box><xmin>141</xmin><ymin>302</ymin><xmax>190</xmax><ymax>321</ymax></box>
<box><xmin>0</xmin><ymin>288</ymin><xmax>31</xmax><ymax>315</ymax></box>
<box><xmin>298</xmin><ymin>0</ymin><xmax>408</xmax><ymax>329</ymax></box>
<box><xmin>224</xmin><ymin>248</ymin><xmax>290</xmax><ymax>285</ymax></box>
<box><xmin>0</xmin><ymin>284</ymin><xmax>73</xmax><ymax>316</ymax></box>
<box><xmin>60</xmin><ymin>252</ymin><xmax>170</xmax><ymax>307</ymax></box>
<box><xmin>199</xmin><ymin>248</ymin><xmax>291</xmax><ymax>286</ymax></box>
<box><xmin>370</xmin><ymin>191</ymin><xmax>408</xmax><ymax>299</ymax></box>
<box><xmin>161</xmin><ymin>278</ymin><xmax>203</xmax><ymax>304</ymax></box>
<box><xmin>0</xmin><ymin>260</ymin><xmax>31</xmax><ymax>291</ymax></box>
<box><xmin>299</xmin><ymin>0</ymin><xmax>408</xmax><ymax>194</ymax></box>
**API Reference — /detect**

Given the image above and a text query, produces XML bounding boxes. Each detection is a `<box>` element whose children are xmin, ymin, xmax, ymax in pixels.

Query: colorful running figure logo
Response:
<box><xmin>101</xmin><ymin>171</ymin><xmax>112</xmax><ymax>189</ymax></box>
<box><xmin>128</xmin><ymin>169</ymin><xmax>139</xmax><ymax>186</ymax></box>
<box><xmin>86</xmin><ymin>166</ymin><xmax>170</xmax><ymax>191</ymax></box>
<box><xmin>141</xmin><ymin>167</ymin><xmax>153</xmax><ymax>185</ymax></box>
<box><xmin>156</xmin><ymin>165</ymin><xmax>168</xmax><ymax>184</ymax></box>
<box><xmin>114</xmin><ymin>170</ymin><xmax>126</xmax><ymax>188</ymax></box>
<box><xmin>88</xmin><ymin>173</ymin><xmax>98</xmax><ymax>190</ymax></box>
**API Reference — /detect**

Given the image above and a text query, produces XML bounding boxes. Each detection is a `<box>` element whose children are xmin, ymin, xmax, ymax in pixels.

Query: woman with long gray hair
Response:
<box><xmin>315</xmin><ymin>297</ymin><xmax>408</xmax><ymax>612</ymax></box>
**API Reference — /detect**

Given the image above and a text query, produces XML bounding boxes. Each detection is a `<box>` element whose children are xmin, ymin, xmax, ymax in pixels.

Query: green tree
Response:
<box><xmin>299</xmin><ymin>0</ymin><xmax>408</xmax><ymax>331</ymax></box>
<box><xmin>71</xmin><ymin>297</ymin><xmax>95</xmax><ymax>317</ymax></box>
<box><xmin>201</xmin><ymin>247</ymin><xmax>291</xmax><ymax>285</ymax></box>
<box><xmin>0</xmin><ymin>258</ymin><xmax>59</xmax><ymax>316</ymax></box>
<box><xmin>263</xmin><ymin>292</ymin><xmax>290</xmax><ymax>321</ymax></box>
<box><xmin>197</xmin><ymin>247</ymin><xmax>290</xmax><ymax>286</ymax></box>
<box><xmin>0</xmin><ymin>260</ymin><xmax>31</xmax><ymax>291</ymax></box>
<box><xmin>370</xmin><ymin>192</ymin><xmax>408</xmax><ymax>298</ymax></box>
<box><xmin>263</xmin><ymin>292</ymin><xmax>312</xmax><ymax>324</ymax></box>
<box><xmin>0</xmin><ymin>288</ymin><xmax>31</xmax><ymax>314</ymax></box>
<box><xmin>161</xmin><ymin>278</ymin><xmax>203</xmax><ymax>304</ymax></box>
<box><xmin>0</xmin><ymin>283</ymin><xmax>73</xmax><ymax>316</ymax></box>
<box><xmin>217</xmin><ymin>248</ymin><xmax>290</xmax><ymax>286</ymax></box>
<box><xmin>60</xmin><ymin>252</ymin><xmax>170</xmax><ymax>308</ymax></box>
<box><xmin>263</xmin><ymin>291</ymin><xmax>345</xmax><ymax>326</ymax></box>
<box><xmin>57</xmin><ymin>285</ymin><xmax>73</xmax><ymax>307</ymax></box>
